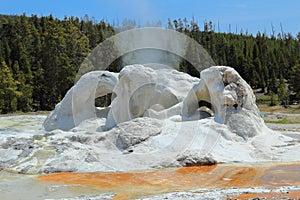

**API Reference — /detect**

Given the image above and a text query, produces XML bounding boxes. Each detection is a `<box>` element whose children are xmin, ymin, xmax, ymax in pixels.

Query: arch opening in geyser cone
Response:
<box><xmin>94</xmin><ymin>92</ymin><xmax>117</xmax><ymax>119</ymax></box>
<box><xmin>129</xmin><ymin>83</ymin><xmax>180</xmax><ymax>119</ymax></box>
<box><xmin>197</xmin><ymin>100</ymin><xmax>214</xmax><ymax>118</ymax></box>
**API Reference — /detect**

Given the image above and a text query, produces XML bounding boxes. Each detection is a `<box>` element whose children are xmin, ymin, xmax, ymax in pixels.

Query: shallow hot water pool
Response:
<box><xmin>1</xmin><ymin>162</ymin><xmax>300</xmax><ymax>199</ymax></box>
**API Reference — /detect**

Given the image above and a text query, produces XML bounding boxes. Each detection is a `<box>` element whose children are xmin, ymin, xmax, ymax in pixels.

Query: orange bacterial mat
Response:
<box><xmin>38</xmin><ymin>162</ymin><xmax>300</xmax><ymax>200</ymax></box>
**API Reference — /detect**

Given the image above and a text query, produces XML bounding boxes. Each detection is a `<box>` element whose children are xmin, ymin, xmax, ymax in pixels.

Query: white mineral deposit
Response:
<box><xmin>1</xmin><ymin>65</ymin><xmax>300</xmax><ymax>175</ymax></box>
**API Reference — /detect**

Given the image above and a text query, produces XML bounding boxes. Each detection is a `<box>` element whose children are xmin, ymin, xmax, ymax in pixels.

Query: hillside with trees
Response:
<box><xmin>0</xmin><ymin>14</ymin><xmax>114</xmax><ymax>112</ymax></box>
<box><xmin>0</xmin><ymin>14</ymin><xmax>299</xmax><ymax>113</ymax></box>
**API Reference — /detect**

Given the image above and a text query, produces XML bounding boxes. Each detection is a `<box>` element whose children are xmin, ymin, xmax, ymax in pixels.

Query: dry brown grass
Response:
<box><xmin>258</xmin><ymin>104</ymin><xmax>300</xmax><ymax>114</ymax></box>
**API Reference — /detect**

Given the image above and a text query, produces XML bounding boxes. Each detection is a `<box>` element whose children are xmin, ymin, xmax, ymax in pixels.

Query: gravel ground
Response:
<box><xmin>266</xmin><ymin>123</ymin><xmax>300</xmax><ymax>132</ymax></box>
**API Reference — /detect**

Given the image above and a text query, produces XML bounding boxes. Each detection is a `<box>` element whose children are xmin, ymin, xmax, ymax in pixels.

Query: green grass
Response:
<box><xmin>256</xmin><ymin>94</ymin><xmax>279</xmax><ymax>101</ymax></box>
<box><xmin>265</xmin><ymin>117</ymin><xmax>300</xmax><ymax>124</ymax></box>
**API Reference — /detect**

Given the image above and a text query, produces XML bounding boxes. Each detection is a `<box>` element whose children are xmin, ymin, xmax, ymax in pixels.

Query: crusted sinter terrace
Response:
<box><xmin>1</xmin><ymin>65</ymin><xmax>300</xmax><ymax>174</ymax></box>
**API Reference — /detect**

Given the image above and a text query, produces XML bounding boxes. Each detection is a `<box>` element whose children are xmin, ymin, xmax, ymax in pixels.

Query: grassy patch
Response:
<box><xmin>265</xmin><ymin>117</ymin><xmax>300</xmax><ymax>124</ymax></box>
<box><xmin>256</xmin><ymin>95</ymin><xmax>272</xmax><ymax>101</ymax></box>
<box><xmin>258</xmin><ymin>105</ymin><xmax>300</xmax><ymax>114</ymax></box>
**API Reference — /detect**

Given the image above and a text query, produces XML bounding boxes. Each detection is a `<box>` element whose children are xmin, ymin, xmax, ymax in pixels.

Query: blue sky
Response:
<box><xmin>1</xmin><ymin>0</ymin><xmax>299</xmax><ymax>36</ymax></box>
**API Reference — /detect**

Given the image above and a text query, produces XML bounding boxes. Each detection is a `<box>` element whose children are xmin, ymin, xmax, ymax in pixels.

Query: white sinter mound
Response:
<box><xmin>0</xmin><ymin>65</ymin><xmax>300</xmax><ymax>174</ymax></box>
<box><xmin>43</xmin><ymin>71</ymin><xmax>118</xmax><ymax>131</ymax></box>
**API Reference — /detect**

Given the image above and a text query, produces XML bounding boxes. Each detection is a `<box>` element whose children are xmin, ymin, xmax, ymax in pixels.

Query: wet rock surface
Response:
<box><xmin>176</xmin><ymin>151</ymin><xmax>217</xmax><ymax>167</ymax></box>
